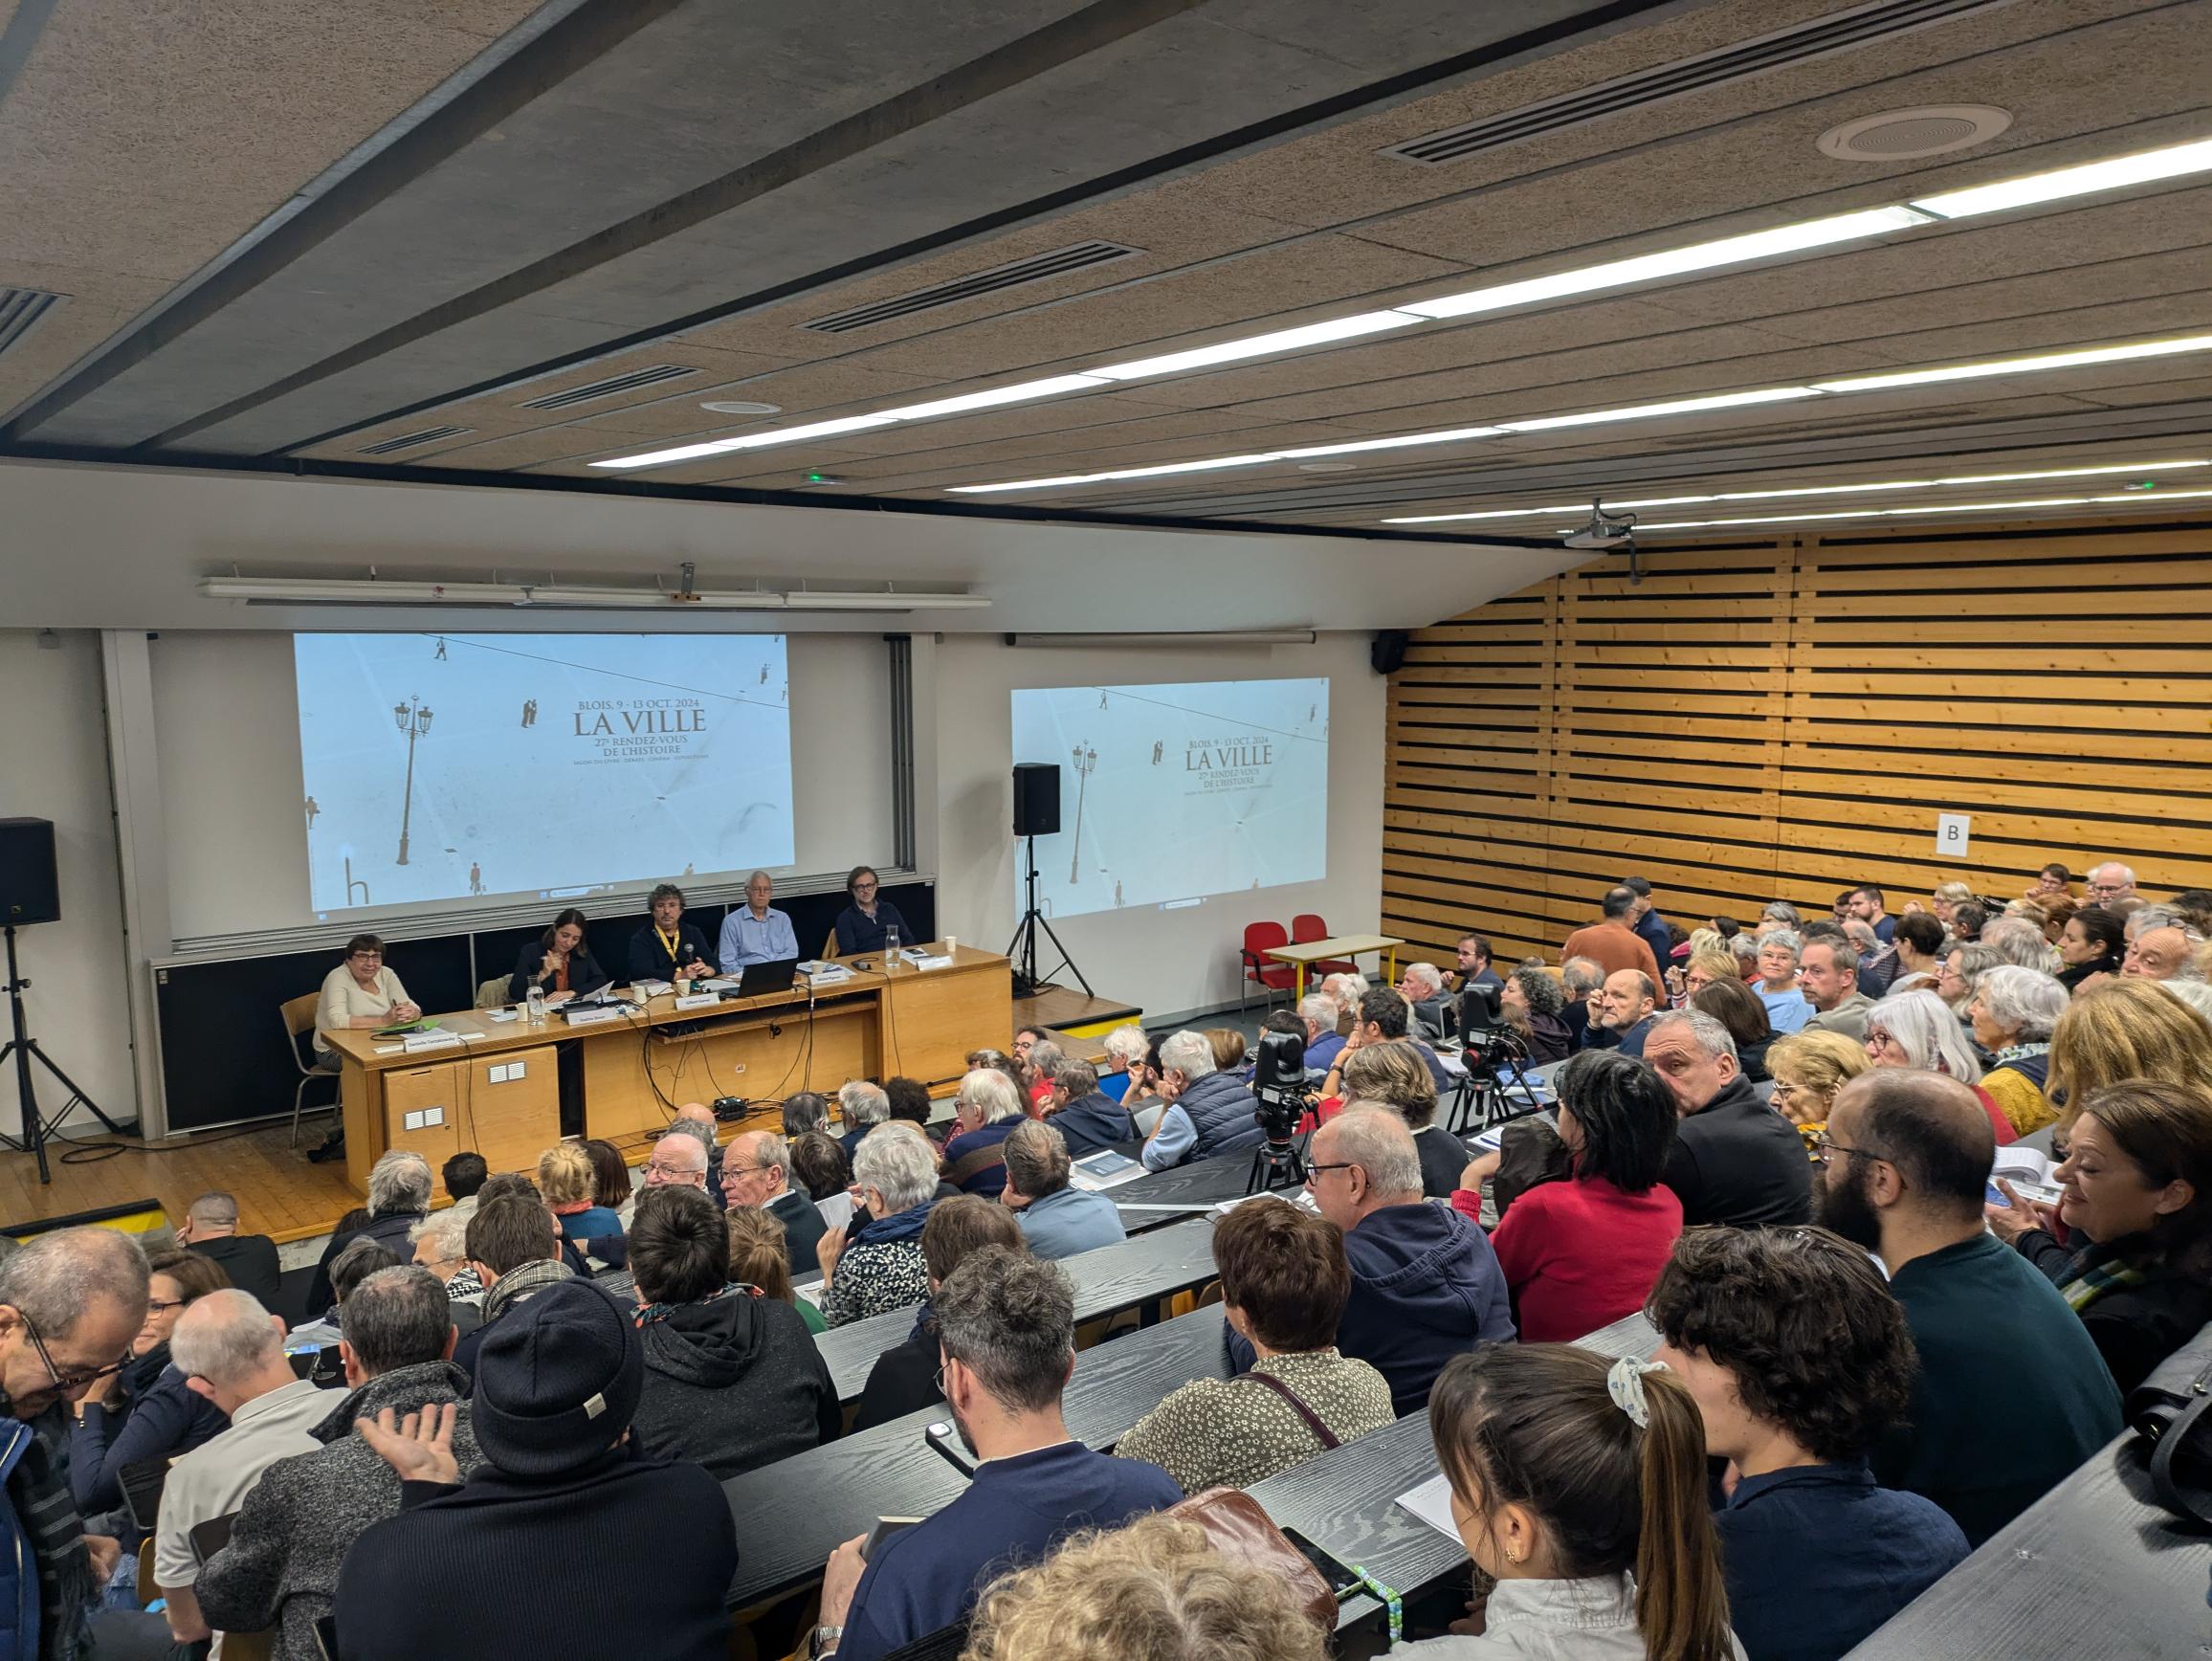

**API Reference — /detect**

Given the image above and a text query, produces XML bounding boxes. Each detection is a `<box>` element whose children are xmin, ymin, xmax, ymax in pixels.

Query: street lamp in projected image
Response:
<box><xmin>1068</xmin><ymin>742</ymin><xmax>1096</xmax><ymax>883</ymax></box>
<box><xmin>392</xmin><ymin>697</ymin><xmax>434</xmax><ymax>866</ymax></box>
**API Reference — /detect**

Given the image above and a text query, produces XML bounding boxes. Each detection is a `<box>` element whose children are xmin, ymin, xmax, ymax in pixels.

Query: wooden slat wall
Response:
<box><xmin>1383</xmin><ymin>517</ymin><xmax>2212</xmax><ymax>967</ymax></box>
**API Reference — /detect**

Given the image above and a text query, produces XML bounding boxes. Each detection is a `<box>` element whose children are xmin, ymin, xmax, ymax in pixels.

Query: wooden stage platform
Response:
<box><xmin>0</xmin><ymin>977</ymin><xmax>1148</xmax><ymax>1247</ymax></box>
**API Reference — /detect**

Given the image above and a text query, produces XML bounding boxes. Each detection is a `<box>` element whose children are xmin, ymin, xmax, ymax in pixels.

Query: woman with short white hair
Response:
<box><xmin>1098</xmin><ymin>1024</ymin><xmax>1149</xmax><ymax>1103</ymax></box>
<box><xmin>1968</xmin><ymin>966</ymin><xmax>2070</xmax><ymax>1138</ymax></box>
<box><xmin>816</xmin><ymin>1125</ymin><xmax>944</xmax><ymax>1327</ymax></box>
<box><xmin>306</xmin><ymin>1150</ymin><xmax>431</xmax><ymax>1313</ymax></box>
<box><xmin>942</xmin><ymin>1067</ymin><xmax>1027</xmax><ymax>1198</ymax></box>
<box><xmin>1864</xmin><ymin>988</ymin><xmax>2018</xmax><ymax>1146</ymax></box>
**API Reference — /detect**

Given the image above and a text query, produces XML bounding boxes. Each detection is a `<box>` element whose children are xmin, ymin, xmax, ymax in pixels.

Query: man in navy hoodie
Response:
<box><xmin>1229</xmin><ymin>1109</ymin><xmax>1515</xmax><ymax>1414</ymax></box>
<box><xmin>1040</xmin><ymin>1058</ymin><xmax>1133</xmax><ymax>1157</ymax></box>
<box><xmin>814</xmin><ymin>1248</ymin><xmax>1181</xmax><ymax>1659</ymax></box>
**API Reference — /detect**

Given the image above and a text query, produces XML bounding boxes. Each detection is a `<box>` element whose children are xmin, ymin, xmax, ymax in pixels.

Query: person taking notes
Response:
<box><xmin>628</xmin><ymin>883</ymin><xmax>715</xmax><ymax>983</ymax></box>
<box><xmin>720</xmin><ymin>870</ymin><xmax>798</xmax><ymax>971</ymax></box>
<box><xmin>826</xmin><ymin>865</ymin><xmax>914</xmax><ymax>957</ymax></box>
<box><xmin>315</xmin><ymin>935</ymin><xmax>421</xmax><ymax>1064</ymax></box>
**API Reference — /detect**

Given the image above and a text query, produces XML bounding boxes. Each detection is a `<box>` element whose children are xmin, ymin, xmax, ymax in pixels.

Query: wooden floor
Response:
<box><xmin>0</xmin><ymin>1118</ymin><xmax>363</xmax><ymax>1246</ymax></box>
<box><xmin>2</xmin><ymin>984</ymin><xmax>1151</xmax><ymax>1246</ymax></box>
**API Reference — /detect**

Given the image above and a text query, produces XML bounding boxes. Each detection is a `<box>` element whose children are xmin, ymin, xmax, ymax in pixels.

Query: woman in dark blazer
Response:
<box><xmin>507</xmin><ymin>906</ymin><xmax>612</xmax><ymax>1002</ymax></box>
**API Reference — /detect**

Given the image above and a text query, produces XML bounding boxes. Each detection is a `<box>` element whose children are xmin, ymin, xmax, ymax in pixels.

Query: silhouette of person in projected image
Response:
<box><xmin>1115</xmin><ymin>880</ymin><xmax>1124</xmax><ymax>907</ymax></box>
<box><xmin>434</xmin><ymin>637</ymin><xmax>448</xmax><ymax>660</ymax></box>
<box><xmin>520</xmin><ymin>698</ymin><xmax>538</xmax><ymax>728</ymax></box>
<box><xmin>470</xmin><ymin>861</ymin><xmax>484</xmax><ymax>895</ymax></box>
<box><xmin>1151</xmin><ymin>740</ymin><xmax>1162</xmax><ymax>765</ymax></box>
<box><xmin>304</xmin><ymin>795</ymin><xmax>320</xmax><ymax>829</ymax></box>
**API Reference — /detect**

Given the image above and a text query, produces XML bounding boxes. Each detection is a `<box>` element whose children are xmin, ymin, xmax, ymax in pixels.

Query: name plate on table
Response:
<box><xmin>563</xmin><ymin>1006</ymin><xmax>622</xmax><ymax>1028</ymax></box>
<box><xmin>673</xmin><ymin>993</ymin><xmax>721</xmax><ymax>1011</ymax></box>
<box><xmin>806</xmin><ymin>966</ymin><xmax>853</xmax><ymax>985</ymax></box>
<box><xmin>911</xmin><ymin>954</ymin><xmax>954</xmax><ymax>971</ymax></box>
<box><xmin>400</xmin><ymin>1031</ymin><xmax>462</xmax><ymax>1053</ymax></box>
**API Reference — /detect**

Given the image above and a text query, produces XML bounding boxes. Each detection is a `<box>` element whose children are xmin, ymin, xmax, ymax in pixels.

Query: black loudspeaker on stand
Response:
<box><xmin>1005</xmin><ymin>765</ymin><xmax>1092</xmax><ymax>1000</ymax></box>
<box><xmin>0</xmin><ymin>819</ymin><xmax>125</xmax><ymax>1184</ymax></box>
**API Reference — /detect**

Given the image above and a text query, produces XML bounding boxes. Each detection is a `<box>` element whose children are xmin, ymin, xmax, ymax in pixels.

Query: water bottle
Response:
<box><xmin>526</xmin><ymin>986</ymin><xmax>546</xmax><ymax>1025</ymax></box>
<box><xmin>885</xmin><ymin>926</ymin><xmax>900</xmax><ymax>970</ymax></box>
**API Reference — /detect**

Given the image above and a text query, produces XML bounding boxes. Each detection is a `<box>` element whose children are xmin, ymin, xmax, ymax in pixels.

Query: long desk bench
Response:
<box><xmin>725</xmin><ymin>1306</ymin><xmax>1230</xmax><ymax>1612</ymax></box>
<box><xmin>1246</xmin><ymin>1312</ymin><xmax>1659</xmax><ymax>1631</ymax></box>
<box><xmin>1845</xmin><ymin>1428</ymin><xmax>2209</xmax><ymax>1659</ymax></box>
<box><xmin>815</xmin><ymin>1217</ymin><xmax>1220</xmax><ymax>1402</ymax></box>
<box><xmin>317</xmin><ymin>943</ymin><xmax>1010</xmax><ymax>1198</ymax></box>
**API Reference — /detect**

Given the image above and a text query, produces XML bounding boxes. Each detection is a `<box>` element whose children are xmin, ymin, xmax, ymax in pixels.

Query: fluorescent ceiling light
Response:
<box><xmin>1382</xmin><ymin>458</ymin><xmax>2212</xmax><ymax>522</ymax></box>
<box><xmin>591</xmin><ymin>412</ymin><xmax>899</xmax><ymax>470</ymax></box>
<box><xmin>1632</xmin><ymin>487</ymin><xmax>2212</xmax><ymax>532</ymax></box>
<box><xmin>953</xmin><ymin>332</ymin><xmax>2212</xmax><ymax>495</ymax></box>
<box><xmin>785</xmin><ymin>589</ymin><xmax>995</xmax><ymax>610</ymax></box>
<box><xmin>1398</xmin><ymin>207</ymin><xmax>1930</xmax><ymax>321</ymax></box>
<box><xmin>879</xmin><ymin>374</ymin><xmax>1112</xmax><ymax>419</ymax></box>
<box><xmin>1814</xmin><ymin>334</ymin><xmax>2212</xmax><ymax>393</ymax></box>
<box><xmin>593</xmin><ymin>132</ymin><xmax>2212</xmax><ymax>476</ymax></box>
<box><xmin>1912</xmin><ymin>136</ymin><xmax>2212</xmax><ymax>220</ymax></box>
<box><xmin>1496</xmin><ymin>387</ymin><xmax>1821</xmax><ymax>432</ymax></box>
<box><xmin>947</xmin><ymin>426</ymin><xmax>1515</xmax><ymax>494</ymax></box>
<box><xmin>1278</xmin><ymin>426</ymin><xmax>1506</xmax><ymax>458</ymax></box>
<box><xmin>1085</xmin><ymin>312</ymin><xmax>1422</xmax><ymax>381</ymax></box>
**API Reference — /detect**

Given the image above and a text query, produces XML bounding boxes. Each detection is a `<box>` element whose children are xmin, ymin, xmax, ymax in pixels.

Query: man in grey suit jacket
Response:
<box><xmin>1800</xmin><ymin>939</ymin><xmax>1875</xmax><ymax>1042</ymax></box>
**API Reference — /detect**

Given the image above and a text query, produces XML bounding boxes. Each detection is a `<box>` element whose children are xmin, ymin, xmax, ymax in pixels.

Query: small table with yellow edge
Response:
<box><xmin>1263</xmin><ymin>934</ymin><xmax>1407</xmax><ymax>1000</ymax></box>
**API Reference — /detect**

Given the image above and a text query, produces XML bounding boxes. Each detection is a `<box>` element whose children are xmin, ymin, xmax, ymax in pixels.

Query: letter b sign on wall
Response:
<box><xmin>1935</xmin><ymin>813</ymin><xmax>1971</xmax><ymax>859</ymax></box>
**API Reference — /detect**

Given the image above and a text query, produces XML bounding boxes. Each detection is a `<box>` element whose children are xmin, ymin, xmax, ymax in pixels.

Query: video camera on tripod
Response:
<box><xmin>1246</xmin><ymin>1028</ymin><xmax>1313</xmax><ymax>1193</ymax></box>
<box><xmin>1449</xmin><ymin>980</ymin><xmax>1541</xmax><ymax>1134</ymax></box>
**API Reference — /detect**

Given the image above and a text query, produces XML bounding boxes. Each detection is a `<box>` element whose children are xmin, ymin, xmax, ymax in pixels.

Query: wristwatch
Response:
<box><xmin>808</xmin><ymin>1624</ymin><xmax>843</xmax><ymax>1658</ymax></box>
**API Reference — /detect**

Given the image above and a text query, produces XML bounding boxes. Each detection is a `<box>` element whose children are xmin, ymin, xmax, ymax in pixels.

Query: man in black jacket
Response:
<box><xmin>334</xmin><ymin>1280</ymin><xmax>738</xmax><ymax>1661</ymax></box>
<box><xmin>199</xmin><ymin>1267</ymin><xmax>483</xmax><ymax>1661</ymax></box>
<box><xmin>1041</xmin><ymin>1059</ymin><xmax>1132</xmax><ymax>1156</ymax></box>
<box><xmin>176</xmin><ymin>1192</ymin><xmax>282</xmax><ymax>1306</ymax></box>
<box><xmin>626</xmin><ymin>883</ymin><xmax>716</xmax><ymax>985</ymax></box>
<box><xmin>721</xmin><ymin>1130</ymin><xmax>829</xmax><ymax>1272</ymax></box>
<box><xmin>1644</xmin><ymin>1011</ymin><xmax>1812</xmax><ymax>1227</ymax></box>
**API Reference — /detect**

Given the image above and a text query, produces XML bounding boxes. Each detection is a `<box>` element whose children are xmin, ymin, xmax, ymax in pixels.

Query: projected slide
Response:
<box><xmin>296</xmin><ymin>633</ymin><xmax>794</xmax><ymax>913</ymax></box>
<box><xmin>1011</xmin><ymin>677</ymin><xmax>1327</xmax><ymax>919</ymax></box>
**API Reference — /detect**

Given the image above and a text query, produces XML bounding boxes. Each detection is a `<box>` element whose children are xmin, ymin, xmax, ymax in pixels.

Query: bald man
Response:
<box><xmin>1815</xmin><ymin>1071</ymin><xmax>2118</xmax><ymax>1545</ymax></box>
<box><xmin>2123</xmin><ymin>925</ymin><xmax>2201</xmax><ymax>983</ymax></box>
<box><xmin>672</xmin><ymin>1102</ymin><xmax>725</xmax><ymax>1196</ymax></box>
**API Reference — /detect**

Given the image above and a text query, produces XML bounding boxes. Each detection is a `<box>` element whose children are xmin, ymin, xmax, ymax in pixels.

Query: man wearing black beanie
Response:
<box><xmin>332</xmin><ymin>1280</ymin><xmax>738</xmax><ymax>1659</ymax></box>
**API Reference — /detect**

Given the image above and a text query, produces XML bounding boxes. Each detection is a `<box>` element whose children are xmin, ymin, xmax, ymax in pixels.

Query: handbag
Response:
<box><xmin>1236</xmin><ymin>1368</ymin><xmax>1343</xmax><ymax>1451</ymax></box>
<box><xmin>1165</xmin><ymin>1487</ymin><xmax>1338</xmax><ymax>1629</ymax></box>
<box><xmin>2125</xmin><ymin>1318</ymin><xmax>2212</xmax><ymax>1524</ymax></box>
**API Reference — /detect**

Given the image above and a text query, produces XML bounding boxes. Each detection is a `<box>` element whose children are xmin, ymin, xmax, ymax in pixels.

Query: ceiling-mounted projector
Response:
<box><xmin>1563</xmin><ymin>498</ymin><xmax>1644</xmax><ymax>585</ymax></box>
<box><xmin>1563</xmin><ymin>499</ymin><xmax>1637</xmax><ymax>550</ymax></box>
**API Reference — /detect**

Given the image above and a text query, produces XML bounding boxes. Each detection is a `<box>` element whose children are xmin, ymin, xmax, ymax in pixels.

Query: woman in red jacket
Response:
<box><xmin>1454</xmin><ymin>1050</ymin><xmax>1683</xmax><ymax>1341</ymax></box>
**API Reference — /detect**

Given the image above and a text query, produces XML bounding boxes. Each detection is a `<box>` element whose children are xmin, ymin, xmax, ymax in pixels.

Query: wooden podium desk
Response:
<box><xmin>317</xmin><ymin>944</ymin><xmax>1011</xmax><ymax>1201</ymax></box>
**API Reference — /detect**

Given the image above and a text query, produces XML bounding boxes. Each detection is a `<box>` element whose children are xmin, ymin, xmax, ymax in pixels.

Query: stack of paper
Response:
<box><xmin>1396</xmin><ymin>1473</ymin><xmax>1461</xmax><ymax>1544</ymax></box>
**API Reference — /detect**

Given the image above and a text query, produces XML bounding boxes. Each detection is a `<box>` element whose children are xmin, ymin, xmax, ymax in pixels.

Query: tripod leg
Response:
<box><xmin>1032</xmin><ymin>912</ymin><xmax>1094</xmax><ymax>996</ymax></box>
<box><xmin>27</xmin><ymin>1044</ymin><xmax>124</xmax><ymax>1135</ymax></box>
<box><xmin>2</xmin><ymin>1039</ymin><xmax>52</xmax><ymax>1185</ymax></box>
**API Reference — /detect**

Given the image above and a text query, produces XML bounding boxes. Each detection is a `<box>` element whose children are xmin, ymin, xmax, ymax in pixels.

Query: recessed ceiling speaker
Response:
<box><xmin>700</xmin><ymin>399</ymin><xmax>784</xmax><ymax>415</ymax></box>
<box><xmin>1817</xmin><ymin>105</ymin><xmax>2010</xmax><ymax>162</ymax></box>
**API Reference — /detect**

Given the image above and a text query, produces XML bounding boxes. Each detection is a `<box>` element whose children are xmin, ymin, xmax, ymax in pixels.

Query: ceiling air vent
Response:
<box><xmin>804</xmin><ymin>241</ymin><xmax>1143</xmax><ymax>334</ymax></box>
<box><xmin>1382</xmin><ymin>0</ymin><xmax>2009</xmax><ymax>165</ymax></box>
<box><xmin>518</xmin><ymin>363</ymin><xmax>700</xmax><ymax>410</ymax></box>
<box><xmin>358</xmin><ymin>424</ymin><xmax>474</xmax><ymax>455</ymax></box>
<box><xmin>0</xmin><ymin>287</ymin><xmax>66</xmax><ymax>358</ymax></box>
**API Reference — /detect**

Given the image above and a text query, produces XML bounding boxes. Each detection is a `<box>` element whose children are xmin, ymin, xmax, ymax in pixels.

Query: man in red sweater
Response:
<box><xmin>1559</xmin><ymin>887</ymin><xmax>1663</xmax><ymax>988</ymax></box>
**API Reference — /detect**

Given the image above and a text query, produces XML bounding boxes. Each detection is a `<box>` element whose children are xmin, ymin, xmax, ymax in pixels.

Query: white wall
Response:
<box><xmin>926</xmin><ymin>633</ymin><xmax>1384</xmax><ymax>1021</ymax></box>
<box><xmin>0</xmin><ymin>631</ymin><xmax>136</xmax><ymax>1129</ymax></box>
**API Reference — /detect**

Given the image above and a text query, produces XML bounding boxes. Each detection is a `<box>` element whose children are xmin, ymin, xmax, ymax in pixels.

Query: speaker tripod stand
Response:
<box><xmin>1005</xmin><ymin>832</ymin><xmax>1092</xmax><ymax>1000</ymax></box>
<box><xmin>2</xmin><ymin>924</ymin><xmax>125</xmax><ymax>1185</ymax></box>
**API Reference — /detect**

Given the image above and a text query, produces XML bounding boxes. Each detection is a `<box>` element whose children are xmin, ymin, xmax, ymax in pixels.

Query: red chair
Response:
<box><xmin>1240</xmin><ymin>921</ymin><xmax>1298</xmax><ymax>1016</ymax></box>
<box><xmin>1291</xmin><ymin>914</ymin><xmax>1358</xmax><ymax>978</ymax></box>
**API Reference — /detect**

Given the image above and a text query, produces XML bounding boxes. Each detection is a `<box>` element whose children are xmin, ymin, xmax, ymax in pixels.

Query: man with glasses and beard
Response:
<box><xmin>0</xmin><ymin>1227</ymin><xmax>152</xmax><ymax>1661</ymax></box>
<box><xmin>1812</xmin><ymin>1070</ymin><xmax>2119</xmax><ymax>1545</ymax></box>
<box><xmin>809</xmin><ymin>1249</ymin><xmax>1181</xmax><ymax>1660</ymax></box>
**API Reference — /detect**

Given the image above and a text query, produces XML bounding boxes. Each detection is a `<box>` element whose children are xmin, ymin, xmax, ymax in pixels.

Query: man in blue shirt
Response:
<box><xmin>1649</xmin><ymin>1224</ymin><xmax>1968</xmax><ymax>1661</ymax></box>
<box><xmin>813</xmin><ymin>1248</ymin><xmax>1180</xmax><ymax>1659</ymax></box>
<box><xmin>719</xmin><ymin>871</ymin><xmax>799</xmax><ymax>971</ymax></box>
<box><xmin>1621</xmin><ymin>875</ymin><xmax>1675</xmax><ymax>979</ymax></box>
<box><xmin>1000</xmin><ymin>1120</ymin><xmax>1125</xmax><ymax>1260</ymax></box>
<box><xmin>1140</xmin><ymin>1030</ymin><xmax>1264</xmax><ymax>1170</ymax></box>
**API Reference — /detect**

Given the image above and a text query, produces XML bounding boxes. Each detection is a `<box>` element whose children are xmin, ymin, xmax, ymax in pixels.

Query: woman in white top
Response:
<box><xmin>1398</xmin><ymin>1345</ymin><xmax>1742</xmax><ymax>1660</ymax></box>
<box><xmin>313</xmin><ymin>934</ymin><xmax>419</xmax><ymax>1065</ymax></box>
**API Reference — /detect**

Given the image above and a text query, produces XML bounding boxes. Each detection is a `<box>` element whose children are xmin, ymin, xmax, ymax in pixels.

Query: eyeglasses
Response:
<box><xmin>143</xmin><ymin>1297</ymin><xmax>188</xmax><ymax>1317</ymax></box>
<box><xmin>646</xmin><ymin>1163</ymin><xmax>704</xmax><ymax>1181</ymax></box>
<box><xmin>1811</xmin><ymin>1132</ymin><xmax>1892</xmax><ymax>1166</ymax></box>
<box><xmin>1303</xmin><ymin>1162</ymin><xmax>1358</xmax><ymax>1185</ymax></box>
<box><xmin>19</xmin><ymin>1312</ymin><xmax>128</xmax><ymax>1395</ymax></box>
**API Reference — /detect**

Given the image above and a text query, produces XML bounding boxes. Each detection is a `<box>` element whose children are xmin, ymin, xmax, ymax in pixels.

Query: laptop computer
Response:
<box><xmin>735</xmin><ymin>958</ymin><xmax>800</xmax><ymax>997</ymax></box>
